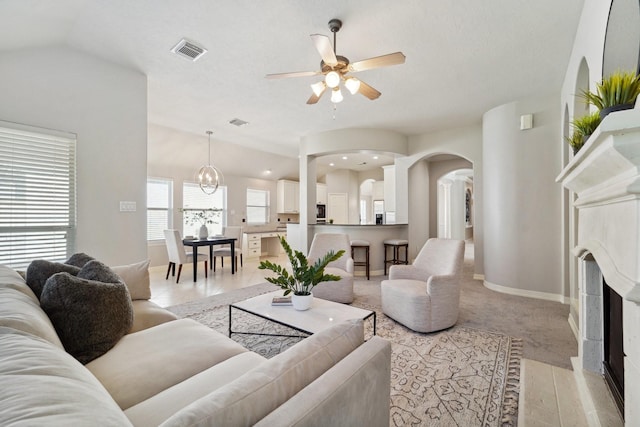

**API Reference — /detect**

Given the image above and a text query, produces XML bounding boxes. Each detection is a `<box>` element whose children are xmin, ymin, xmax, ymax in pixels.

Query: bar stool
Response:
<box><xmin>384</xmin><ymin>239</ymin><xmax>409</xmax><ymax>275</ymax></box>
<box><xmin>350</xmin><ymin>240</ymin><xmax>370</xmax><ymax>280</ymax></box>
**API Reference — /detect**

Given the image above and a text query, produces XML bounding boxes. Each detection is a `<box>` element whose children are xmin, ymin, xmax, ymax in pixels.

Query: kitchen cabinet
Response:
<box><xmin>277</xmin><ymin>180</ymin><xmax>299</xmax><ymax>213</ymax></box>
<box><xmin>316</xmin><ymin>183</ymin><xmax>327</xmax><ymax>205</ymax></box>
<box><xmin>243</xmin><ymin>231</ymin><xmax>287</xmax><ymax>259</ymax></box>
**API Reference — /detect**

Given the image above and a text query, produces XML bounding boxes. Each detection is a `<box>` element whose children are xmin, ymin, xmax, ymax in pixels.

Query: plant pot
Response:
<box><xmin>292</xmin><ymin>292</ymin><xmax>313</xmax><ymax>311</ymax></box>
<box><xmin>600</xmin><ymin>103</ymin><xmax>635</xmax><ymax>120</ymax></box>
<box><xmin>198</xmin><ymin>224</ymin><xmax>208</xmax><ymax>239</ymax></box>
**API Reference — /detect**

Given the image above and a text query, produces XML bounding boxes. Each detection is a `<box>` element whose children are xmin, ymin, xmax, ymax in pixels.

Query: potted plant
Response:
<box><xmin>566</xmin><ymin>111</ymin><xmax>602</xmax><ymax>153</ymax></box>
<box><xmin>259</xmin><ymin>236</ymin><xmax>344</xmax><ymax>310</ymax></box>
<box><xmin>580</xmin><ymin>70</ymin><xmax>640</xmax><ymax>119</ymax></box>
<box><xmin>181</xmin><ymin>208</ymin><xmax>221</xmax><ymax>239</ymax></box>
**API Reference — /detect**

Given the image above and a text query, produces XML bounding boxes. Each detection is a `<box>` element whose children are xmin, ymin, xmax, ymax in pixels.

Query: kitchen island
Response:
<box><xmin>287</xmin><ymin>223</ymin><xmax>409</xmax><ymax>277</ymax></box>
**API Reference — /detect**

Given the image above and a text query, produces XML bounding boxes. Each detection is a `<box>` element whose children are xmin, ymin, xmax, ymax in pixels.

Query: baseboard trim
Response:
<box><xmin>473</xmin><ymin>274</ymin><xmax>485</xmax><ymax>281</ymax></box>
<box><xmin>483</xmin><ymin>280</ymin><xmax>568</xmax><ymax>304</ymax></box>
<box><xmin>568</xmin><ymin>314</ymin><xmax>579</xmax><ymax>342</ymax></box>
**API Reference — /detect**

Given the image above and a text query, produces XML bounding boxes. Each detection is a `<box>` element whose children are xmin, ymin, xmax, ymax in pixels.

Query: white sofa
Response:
<box><xmin>0</xmin><ymin>263</ymin><xmax>391</xmax><ymax>426</ymax></box>
<box><xmin>381</xmin><ymin>238</ymin><xmax>465</xmax><ymax>333</ymax></box>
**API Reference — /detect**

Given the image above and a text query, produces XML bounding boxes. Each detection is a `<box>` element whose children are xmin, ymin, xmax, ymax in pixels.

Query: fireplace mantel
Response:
<box><xmin>557</xmin><ymin>107</ymin><xmax>640</xmax><ymax>303</ymax></box>
<box><xmin>557</xmin><ymin>106</ymin><xmax>640</xmax><ymax>423</ymax></box>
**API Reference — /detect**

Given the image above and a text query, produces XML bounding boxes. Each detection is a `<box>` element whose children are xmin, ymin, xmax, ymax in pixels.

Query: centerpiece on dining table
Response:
<box><xmin>259</xmin><ymin>236</ymin><xmax>344</xmax><ymax>310</ymax></box>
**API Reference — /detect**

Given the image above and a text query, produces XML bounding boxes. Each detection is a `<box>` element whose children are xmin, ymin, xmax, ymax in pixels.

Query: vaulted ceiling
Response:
<box><xmin>1</xmin><ymin>0</ymin><xmax>585</xmax><ymax>176</ymax></box>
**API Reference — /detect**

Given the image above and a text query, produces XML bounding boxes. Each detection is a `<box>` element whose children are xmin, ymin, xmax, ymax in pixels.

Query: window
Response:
<box><xmin>246</xmin><ymin>188</ymin><xmax>269</xmax><ymax>225</ymax></box>
<box><xmin>147</xmin><ymin>178</ymin><xmax>172</xmax><ymax>241</ymax></box>
<box><xmin>183</xmin><ymin>182</ymin><xmax>226</xmax><ymax>235</ymax></box>
<box><xmin>0</xmin><ymin>121</ymin><xmax>77</xmax><ymax>269</ymax></box>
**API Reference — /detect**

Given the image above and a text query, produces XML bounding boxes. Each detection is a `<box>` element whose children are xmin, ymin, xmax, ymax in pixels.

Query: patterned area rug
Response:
<box><xmin>168</xmin><ymin>282</ymin><xmax>521</xmax><ymax>426</ymax></box>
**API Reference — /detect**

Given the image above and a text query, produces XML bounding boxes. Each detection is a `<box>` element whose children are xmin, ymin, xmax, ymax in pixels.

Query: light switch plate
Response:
<box><xmin>120</xmin><ymin>201</ymin><xmax>136</xmax><ymax>212</ymax></box>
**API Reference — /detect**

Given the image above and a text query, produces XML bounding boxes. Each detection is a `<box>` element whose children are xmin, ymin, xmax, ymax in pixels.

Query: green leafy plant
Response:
<box><xmin>565</xmin><ymin>111</ymin><xmax>602</xmax><ymax>153</ymax></box>
<box><xmin>259</xmin><ymin>236</ymin><xmax>344</xmax><ymax>296</ymax></box>
<box><xmin>580</xmin><ymin>70</ymin><xmax>640</xmax><ymax>111</ymax></box>
<box><xmin>181</xmin><ymin>208</ymin><xmax>221</xmax><ymax>226</ymax></box>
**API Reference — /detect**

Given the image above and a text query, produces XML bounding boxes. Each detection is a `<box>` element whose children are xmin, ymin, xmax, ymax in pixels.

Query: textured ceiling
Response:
<box><xmin>1</xmin><ymin>0</ymin><xmax>585</xmax><ymax>169</ymax></box>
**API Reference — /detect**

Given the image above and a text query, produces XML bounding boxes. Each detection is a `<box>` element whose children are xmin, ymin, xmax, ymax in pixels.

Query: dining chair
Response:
<box><xmin>212</xmin><ymin>226</ymin><xmax>243</xmax><ymax>272</ymax></box>
<box><xmin>163</xmin><ymin>229</ymin><xmax>207</xmax><ymax>283</ymax></box>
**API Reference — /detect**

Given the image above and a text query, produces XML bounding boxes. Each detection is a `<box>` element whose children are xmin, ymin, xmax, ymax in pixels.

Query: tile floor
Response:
<box><xmin>148</xmin><ymin>252</ymin><xmax>623</xmax><ymax>426</ymax></box>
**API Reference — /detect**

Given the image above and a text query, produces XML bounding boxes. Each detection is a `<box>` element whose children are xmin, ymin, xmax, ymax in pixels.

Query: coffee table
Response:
<box><xmin>229</xmin><ymin>290</ymin><xmax>376</xmax><ymax>339</ymax></box>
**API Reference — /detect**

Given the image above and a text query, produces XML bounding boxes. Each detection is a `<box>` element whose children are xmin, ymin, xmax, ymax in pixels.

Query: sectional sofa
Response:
<box><xmin>0</xmin><ymin>261</ymin><xmax>391</xmax><ymax>426</ymax></box>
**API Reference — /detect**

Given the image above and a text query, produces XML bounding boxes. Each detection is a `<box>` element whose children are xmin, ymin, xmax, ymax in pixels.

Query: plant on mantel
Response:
<box><xmin>258</xmin><ymin>236</ymin><xmax>344</xmax><ymax>296</ymax></box>
<box><xmin>580</xmin><ymin>70</ymin><xmax>640</xmax><ymax>119</ymax></box>
<box><xmin>566</xmin><ymin>111</ymin><xmax>602</xmax><ymax>154</ymax></box>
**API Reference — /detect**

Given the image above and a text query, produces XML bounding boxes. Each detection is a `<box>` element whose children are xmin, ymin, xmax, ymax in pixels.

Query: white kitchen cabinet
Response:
<box><xmin>316</xmin><ymin>183</ymin><xmax>327</xmax><ymax>205</ymax></box>
<box><xmin>372</xmin><ymin>181</ymin><xmax>384</xmax><ymax>200</ymax></box>
<box><xmin>277</xmin><ymin>180</ymin><xmax>299</xmax><ymax>213</ymax></box>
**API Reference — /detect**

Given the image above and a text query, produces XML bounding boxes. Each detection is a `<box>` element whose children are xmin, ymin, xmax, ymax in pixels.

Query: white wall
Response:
<box><xmin>483</xmin><ymin>93</ymin><xmax>563</xmax><ymax>297</ymax></box>
<box><xmin>0</xmin><ymin>46</ymin><xmax>148</xmax><ymax>265</ymax></box>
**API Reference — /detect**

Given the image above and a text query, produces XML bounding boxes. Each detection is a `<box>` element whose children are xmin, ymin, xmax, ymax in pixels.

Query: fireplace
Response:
<box><xmin>603</xmin><ymin>280</ymin><xmax>624</xmax><ymax>415</ymax></box>
<box><xmin>558</xmin><ymin>106</ymin><xmax>640</xmax><ymax>423</ymax></box>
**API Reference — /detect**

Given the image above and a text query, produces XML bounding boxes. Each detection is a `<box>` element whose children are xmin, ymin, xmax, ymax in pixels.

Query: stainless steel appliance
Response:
<box><xmin>316</xmin><ymin>204</ymin><xmax>326</xmax><ymax>223</ymax></box>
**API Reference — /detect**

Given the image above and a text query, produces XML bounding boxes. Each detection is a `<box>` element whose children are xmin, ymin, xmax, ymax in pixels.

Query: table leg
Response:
<box><xmin>193</xmin><ymin>249</ymin><xmax>198</xmax><ymax>282</ymax></box>
<box><xmin>209</xmin><ymin>245</ymin><xmax>214</xmax><ymax>270</ymax></box>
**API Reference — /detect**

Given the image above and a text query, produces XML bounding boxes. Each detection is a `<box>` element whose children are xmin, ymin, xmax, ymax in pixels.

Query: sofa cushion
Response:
<box><xmin>130</xmin><ymin>300</ymin><xmax>178</xmax><ymax>333</ymax></box>
<box><xmin>86</xmin><ymin>318</ymin><xmax>250</xmax><ymax>410</ymax></box>
<box><xmin>64</xmin><ymin>252</ymin><xmax>95</xmax><ymax>268</ymax></box>
<box><xmin>40</xmin><ymin>261</ymin><xmax>134</xmax><ymax>364</ymax></box>
<box><xmin>0</xmin><ymin>327</ymin><xmax>133</xmax><ymax>426</ymax></box>
<box><xmin>112</xmin><ymin>259</ymin><xmax>152</xmax><ymax>300</ymax></box>
<box><xmin>125</xmin><ymin>352</ymin><xmax>266</xmax><ymax>427</ymax></box>
<box><xmin>25</xmin><ymin>260</ymin><xmax>81</xmax><ymax>299</ymax></box>
<box><xmin>160</xmin><ymin>319</ymin><xmax>364</xmax><ymax>427</ymax></box>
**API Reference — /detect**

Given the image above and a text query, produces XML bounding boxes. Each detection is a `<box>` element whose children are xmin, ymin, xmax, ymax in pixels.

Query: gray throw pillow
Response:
<box><xmin>40</xmin><ymin>260</ymin><xmax>134</xmax><ymax>364</ymax></box>
<box><xmin>65</xmin><ymin>252</ymin><xmax>95</xmax><ymax>268</ymax></box>
<box><xmin>26</xmin><ymin>260</ymin><xmax>81</xmax><ymax>299</ymax></box>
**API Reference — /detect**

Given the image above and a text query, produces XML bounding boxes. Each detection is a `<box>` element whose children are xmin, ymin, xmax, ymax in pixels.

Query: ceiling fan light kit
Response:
<box><xmin>266</xmin><ymin>18</ymin><xmax>405</xmax><ymax>105</ymax></box>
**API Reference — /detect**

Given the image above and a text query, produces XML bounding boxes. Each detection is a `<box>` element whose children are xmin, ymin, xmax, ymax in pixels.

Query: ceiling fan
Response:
<box><xmin>266</xmin><ymin>19</ymin><xmax>406</xmax><ymax>105</ymax></box>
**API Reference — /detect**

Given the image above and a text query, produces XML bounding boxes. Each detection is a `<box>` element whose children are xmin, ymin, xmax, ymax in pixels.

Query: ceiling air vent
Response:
<box><xmin>229</xmin><ymin>118</ymin><xmax>249</xmax><ymax>127</ymax></box>
<box><xmin>171</xmin><ymin>39</ymin><xmax>207</xmax><ymax>61</ymax></box>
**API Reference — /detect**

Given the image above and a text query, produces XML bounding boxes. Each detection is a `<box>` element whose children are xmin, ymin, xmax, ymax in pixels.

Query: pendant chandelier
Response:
<box><xmin>198</xmin><ymin>130</ymin><xmax>223</xmax><ymax>195</ymax></box>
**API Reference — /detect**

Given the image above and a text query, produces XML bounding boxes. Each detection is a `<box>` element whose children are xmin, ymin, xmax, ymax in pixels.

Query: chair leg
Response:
<box><xmin>221</xmin><ymin>257</ymin><xmax>224</xmax><ymax>268</ymax></box>
<box><xmin>165</xmin><ymin>262</ymin><xmax>174</xmax><ymax>280</ymax></box>
<box><xmin>176</xmin><ymin>264</ymin><xmax>183</xmax><ymax>283</ymax></box>
<box><xmin>240</xmin><ymin>254</ymin><xmax>243</xmax><ymax>267</ymax></box>
<box><xmin>213</xmin><ymin>257</ymin><xmax>217</xmax><ymax>272</ymax></box>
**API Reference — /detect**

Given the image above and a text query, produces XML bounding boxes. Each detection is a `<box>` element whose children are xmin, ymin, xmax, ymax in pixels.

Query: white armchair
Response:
<box><xmin>307</xmin><ymin>233</ymin><xmax>354</xmax><ymax>304</ymax></box>
<box><xmin>381</xmin><ymin>238</ymin><xmax>464</xmax><ymax>333</ymax></box>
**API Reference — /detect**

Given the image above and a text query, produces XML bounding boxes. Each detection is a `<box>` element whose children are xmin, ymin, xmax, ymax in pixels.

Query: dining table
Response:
<box><xmin>182</xmin><ymin>236</ymin><xmax>237</xmax><ymax>282</ymax></box>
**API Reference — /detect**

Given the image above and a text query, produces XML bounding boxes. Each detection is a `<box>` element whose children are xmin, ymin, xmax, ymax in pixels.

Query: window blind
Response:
<box><xmin>0</xmin><ymin>122</ymin><xmax>77</xmax><ymax>269</ymax></box>
<box><xmin>246</xmin><ymin>188</ymin><xmax>269</xmax><ymax>225</ymax></box>
<box><xmin>147</xmin><ymin>178</ymin><xmax>172</xmax><ymax>241</ymax></box>
<box><xmin>182</xmin><ymin>182</ymin><xmax>226</xmax><ymax>235</ymax></box>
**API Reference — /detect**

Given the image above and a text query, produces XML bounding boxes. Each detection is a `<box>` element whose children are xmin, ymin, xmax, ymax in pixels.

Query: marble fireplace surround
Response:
<box><xmin>557</xmin><ymin>106</ymin><xmax>640</xmax><ymax>424</ymax></box>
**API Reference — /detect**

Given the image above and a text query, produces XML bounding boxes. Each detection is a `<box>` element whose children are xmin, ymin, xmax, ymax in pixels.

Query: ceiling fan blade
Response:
<box><xmin>349</xmin><ymin>52</ymin><xmax>406</xmax><ymax>73</ymax></box>
<box><xmin>306</xmin><ymin>86</ymin><xmax>326</xmax><ymax>104</ymax></box>
<box><xmin>311</xmin><ymin>34</ymin><xmax>338</xmax><ymax>66</ymax></box>
<box><xmin>357</xmin><ymin>80</ymin><xmax>381</xmax><ymax>100</ymax></box>
<box><xmin>266</xmin><ymin>71</ymin><xmax>319</xmax><ymax>79</ymax></box>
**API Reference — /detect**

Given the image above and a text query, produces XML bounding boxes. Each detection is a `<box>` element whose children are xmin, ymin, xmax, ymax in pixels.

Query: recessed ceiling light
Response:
<box><xmin>373</xmin><ymin>155</ymin><xmax>379</xmax><ymax>160</ymax></box>
<box><xmin>329</xmin><ymin>162</ymin><xmax>335</xmax><ymax>166</ymax></box>
<box><xmin>342</xmin><ymin>156</ymin><xmax>348</xmax><ymax>160</ymax></box>
<box><xmin>264</xmin><ymin>169</ymin><xmax>272</xmax><ymax>175</ymax></box>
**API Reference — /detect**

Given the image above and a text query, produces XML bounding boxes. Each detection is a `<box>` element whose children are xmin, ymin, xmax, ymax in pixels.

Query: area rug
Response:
<box><xmin>168</xmin><ymin>282</ymin><xmax>521</xmax><ymax>426</ymax></box>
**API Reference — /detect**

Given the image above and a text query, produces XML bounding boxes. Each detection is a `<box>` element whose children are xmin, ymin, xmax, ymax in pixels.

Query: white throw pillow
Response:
<box><xmin>111</xmin><ymin>260</ymin><xmax>151</xmax><ymax>300</ymax></box>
